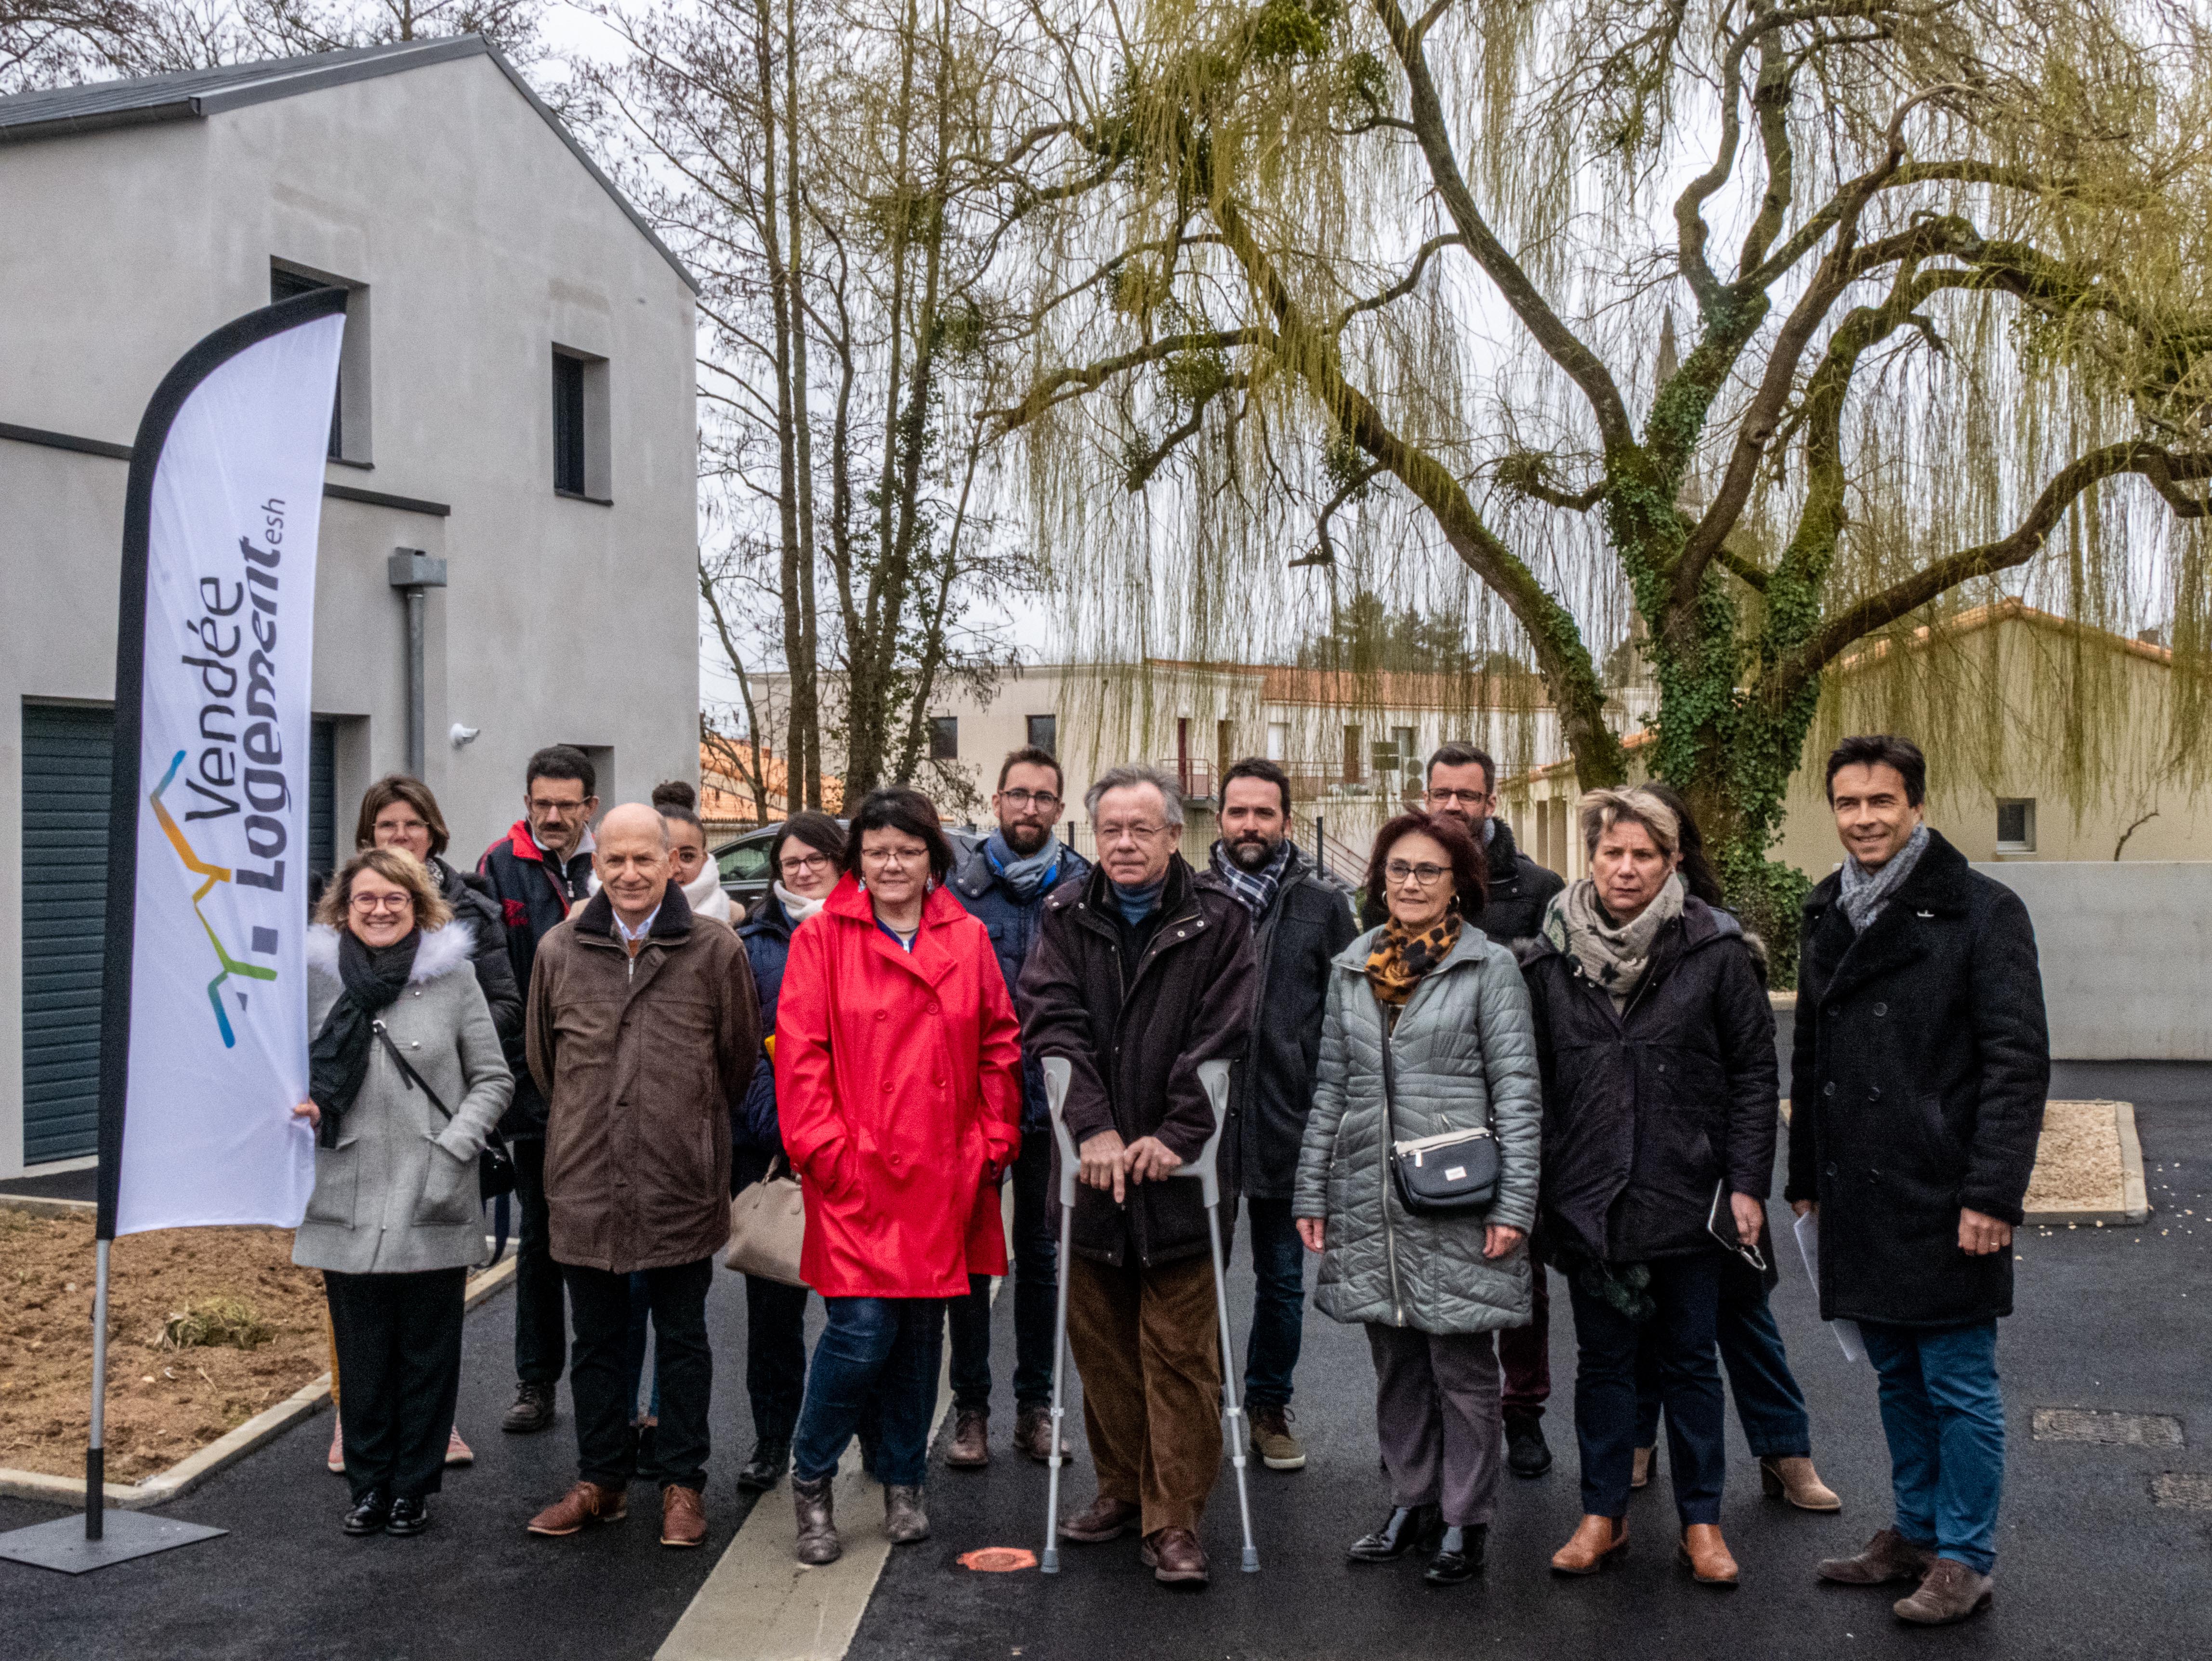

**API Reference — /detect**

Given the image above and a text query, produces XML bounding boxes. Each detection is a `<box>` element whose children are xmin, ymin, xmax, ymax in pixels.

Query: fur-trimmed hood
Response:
<box><xmin>305</xmin><ymin>918</ymin><xmax>479</xmax><ymax>983</ymax></box>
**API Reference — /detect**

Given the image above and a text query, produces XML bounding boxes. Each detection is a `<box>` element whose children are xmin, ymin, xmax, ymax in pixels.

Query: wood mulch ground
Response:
<box><xmin>2023</xmin><ymin>1099</ymin><xmax>2127</xmax><ymax>1212</ymax></box>
<box><xmin>0</xmin><ymin>1210</ymin><xmax>329</xmax><ymax>1482</ymax></box>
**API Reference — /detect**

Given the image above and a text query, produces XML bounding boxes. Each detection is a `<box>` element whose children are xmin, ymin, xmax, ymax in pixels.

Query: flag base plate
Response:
<box><xmin>0</xmin><ymin>1510</ymin><xmax>226</xmax><ymax>1574</ymax></box>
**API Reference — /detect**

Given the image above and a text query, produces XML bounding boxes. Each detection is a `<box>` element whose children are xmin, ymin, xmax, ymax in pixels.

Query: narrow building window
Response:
<box><xmin>553</xmin><ymin>346</ymin><xmax>612</xmax><ymax>501</ymax></box>
<box><xmin>929</xmin><ymin>716</ymin><xmax>959</xmax><ymax>761</ymax></box>
<box><xmin>1026</xmin><ymin>714</ymin><xmax>1057</xmax><ymax>754</ymax></box>
<box><xmin>1995</xmin><ymin>798</ymin><xmax>2036</xmax><ymax>853</ymax></box>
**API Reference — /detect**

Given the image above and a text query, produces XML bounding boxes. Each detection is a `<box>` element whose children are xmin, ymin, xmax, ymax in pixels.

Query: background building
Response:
<box><xmin>0</xmin><ymin>39</ymin><xmax>699</xmax><ymax>1174</ymax></box>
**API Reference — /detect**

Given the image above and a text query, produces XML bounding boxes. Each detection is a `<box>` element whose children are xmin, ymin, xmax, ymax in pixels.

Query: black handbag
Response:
<box><xmin>372</xmin><ymin>1021</ymin><xmax>518</xmax><ymax>1247</ymax></box>
<box><xmin>1379</xmin><ymin>1020</ymin><xmax>1499</xmax><ymax>1217</ymax></box>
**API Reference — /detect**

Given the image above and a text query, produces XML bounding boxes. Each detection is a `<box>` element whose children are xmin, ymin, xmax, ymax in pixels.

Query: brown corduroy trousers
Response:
<box><xmin>1067</xmin><ymin>1251</ymin><xmax>1223</xmax><ymax>1536</ymax></box>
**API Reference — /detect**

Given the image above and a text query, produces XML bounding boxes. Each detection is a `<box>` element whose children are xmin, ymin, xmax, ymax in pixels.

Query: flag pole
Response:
<box><xmin>86</xmin><ymin>1239</ymin><xmax>111</xmax><ymax>1539</ymax></box>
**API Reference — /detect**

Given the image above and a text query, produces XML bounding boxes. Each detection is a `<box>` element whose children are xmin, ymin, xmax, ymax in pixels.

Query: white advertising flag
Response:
<box><xmin>101</xmin><ymin>291</ymin><xmax>346</xmax><ymax>1237</ymax></box>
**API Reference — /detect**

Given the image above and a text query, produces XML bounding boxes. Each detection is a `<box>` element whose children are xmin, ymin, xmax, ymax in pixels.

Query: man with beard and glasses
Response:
<box><xmin>943</xmin><ymin>746</ymin><xmax>1092</xmax><ymax>1467</ymax></box>
<box><xmin>1365</xmin><ymin>741</ymin><xmax>1566</xmax><ymax>1480</ymax></box>
<box><xmin>1212</xmin><ymin>757</ymin><xmax>1355</xmax><ymax>1475</ymax></box>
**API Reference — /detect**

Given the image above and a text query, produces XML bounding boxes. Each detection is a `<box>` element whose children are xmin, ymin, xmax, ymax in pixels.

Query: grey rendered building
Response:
<box><xmin>0</xmin><ymin>39</ymin><xmax>699</xmax><ymax>1174</ymax></box>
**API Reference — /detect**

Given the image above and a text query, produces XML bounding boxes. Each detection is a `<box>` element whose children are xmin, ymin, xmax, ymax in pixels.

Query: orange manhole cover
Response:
<box><xmin>958</xmin><ymin>1547</ymin><xmax>1039</xmax><ymax>1572</ymax></box>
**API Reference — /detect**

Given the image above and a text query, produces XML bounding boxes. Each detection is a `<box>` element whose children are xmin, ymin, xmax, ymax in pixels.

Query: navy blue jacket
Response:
<box><xmin>948</xmin><ymin>838</ymin><xmax>1092</xmax><ymax>1133</ymax></box>
<box><xmin>734</xmin><ymin>888</ymin><xmax>807</xmax><ymax>1187</ymax></box>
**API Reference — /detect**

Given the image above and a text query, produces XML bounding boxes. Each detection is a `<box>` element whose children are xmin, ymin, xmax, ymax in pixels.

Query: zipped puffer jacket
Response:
<box><xmin>1292</xmin><ymin>923</ymin><xmax>1542</xmax><ymax>1334</ymax></box>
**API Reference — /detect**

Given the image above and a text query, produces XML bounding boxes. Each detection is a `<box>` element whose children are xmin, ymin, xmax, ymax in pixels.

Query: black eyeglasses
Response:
<box><xmin>1000</xmin><ymin>789</ymin><xmax>1061</xmax><ymax>810</ymax></box>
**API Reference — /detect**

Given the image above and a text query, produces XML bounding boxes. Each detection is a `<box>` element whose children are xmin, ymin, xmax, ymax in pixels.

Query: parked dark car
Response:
<box><xmin>714</xmin><ymin>820</ymin><xmax>985</xmax><ymax>919</ymax></box>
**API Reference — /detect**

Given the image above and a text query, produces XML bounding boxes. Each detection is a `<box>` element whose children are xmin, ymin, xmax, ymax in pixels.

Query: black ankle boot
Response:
<box><xmin>1424</xmin><ymin>1523</ymin><xmax>1486</xmax><ymax>1584</ymax></box>
<box><xmin>1347</xmin><ymin>1504</ymin><xmax>1441</xmax><ymax>1563</ymax></box>
<box><xmin>735</xmin><ymin>1439</ymin><xmax>790</xmax><ymax>1494</ymax></box>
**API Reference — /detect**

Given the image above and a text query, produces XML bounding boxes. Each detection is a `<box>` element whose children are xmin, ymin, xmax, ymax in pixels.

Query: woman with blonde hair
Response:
<box><xmin>1519</xmin><ymin>788</ymin><xmax>1778</xmax><ymax>1587</ymax></box>
<box><xmin>293</xmin><ymin>847</ymin><xmax>512</xmax><ymax>1539</ymax></box>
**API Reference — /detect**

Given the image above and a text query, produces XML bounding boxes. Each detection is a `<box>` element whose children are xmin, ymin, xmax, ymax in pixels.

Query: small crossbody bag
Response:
<box><xmin>1379</xmin><ymin>1021</ymin><xmax>1499</xmax><ymax>1217</ymax></box>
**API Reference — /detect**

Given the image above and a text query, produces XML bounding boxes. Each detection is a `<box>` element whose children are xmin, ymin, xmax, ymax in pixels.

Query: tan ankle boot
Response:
<box><xmin>1679</xmin><ymin>1523</ymin><xmax>1739</xmax><ymax>1586</ymax></box>
<box><xmin>1761</xmin><ymin>1454</ymin><xmax>1841</xmax><ymax>1511</ymax></box>
<box><xmin>1550</xmin><ymin>1514</ymin><xmax>1628</xmax><ymax>1576</ymax></box>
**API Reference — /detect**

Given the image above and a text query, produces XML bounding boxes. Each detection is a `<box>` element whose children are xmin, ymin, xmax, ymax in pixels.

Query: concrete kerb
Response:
<box><xmin>2022</xmin><ymin>1100</ymin><xmax>2152</xmax><ymax>1226</ymax></box>
<box><xmin>0</xmin><ymin>1244</ymin><xmax>517</xmax><ymax>1510</ymax></box>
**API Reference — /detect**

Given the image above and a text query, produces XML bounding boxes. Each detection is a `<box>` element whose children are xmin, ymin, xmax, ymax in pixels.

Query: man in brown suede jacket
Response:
<box><xmin>522</xmin><ymin>803</ymin><xmax>758</xmax><ymax>1550</ymax></box>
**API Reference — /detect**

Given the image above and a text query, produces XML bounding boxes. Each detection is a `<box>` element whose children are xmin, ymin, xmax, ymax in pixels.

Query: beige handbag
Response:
<box><xmin>725</xmin><ymin>1155</ymin><xmax>807</xmax><ymax>1286</ymax></box>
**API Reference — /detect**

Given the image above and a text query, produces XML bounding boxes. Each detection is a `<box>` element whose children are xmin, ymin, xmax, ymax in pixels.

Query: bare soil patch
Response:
<box><xmin>2023</xmin><ymin>1099</ymin><xmax>2127</xmax><ymax>1212</ymax></box>
<box><xmin>0</xmin><ymin>1210</ymin><xmax>328</xmax><ymax>1481</ymax></box>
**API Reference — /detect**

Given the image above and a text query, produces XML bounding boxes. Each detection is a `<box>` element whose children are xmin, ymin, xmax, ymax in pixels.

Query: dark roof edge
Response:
<box><xmin>0</xmin><ymin>36</ymin><xmax>700</xmax><ymax>297</ymax></box>
<box><xmin>472</xmin><ymin>44</ymin><xmax>701</xmax><ymax>296</ymax></box>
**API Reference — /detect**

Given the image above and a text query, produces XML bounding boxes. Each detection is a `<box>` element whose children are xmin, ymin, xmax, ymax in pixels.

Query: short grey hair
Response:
<box><xmin>1578</xmin><ymin>786</ymin><xmax>1679</xmax><ymax>860</ymax></box>
<box><xmin>1084</xmin><ymin>764</ymin><xmax>1185</xmax><ymax>829</ymax></box>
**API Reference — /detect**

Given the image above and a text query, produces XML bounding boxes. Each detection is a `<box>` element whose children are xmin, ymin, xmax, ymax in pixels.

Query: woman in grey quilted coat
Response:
<box><xmin>292</xmin><ymin>847</ymin><xmax>512</xmax><ymax>1541</ymax></box>
<box><xmin>1293</xmin><ymin>812</ymin><xmax>1541</xmax><ymax>1585</ymax></box>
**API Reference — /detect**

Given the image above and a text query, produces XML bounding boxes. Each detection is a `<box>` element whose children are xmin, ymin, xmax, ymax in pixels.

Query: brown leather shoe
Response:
<box><xmin>526</xmin><ymin>1480</ymin><xmax>628</xmax><ymax>1537</ymax></box>
<box><xmin>1630</xmin><ymin>1445</ymin><xmax>1653</xmax><ymax>1490</ymax></box>
<box><xmin>1678</xmin><ymin>1523</ymin><xmax>1739</xmax><ymax>1587</ymax></box>
<box><xmin>1141</xmin><ymin>1526</ymin><xmax>1210</xmax><ymax>1586</ymax></box>
<box><xmin>1058</xmin><ymin>1492</ymin><xmax>1142</xmax><ymax>1543</ymax></box>
<box><xmin>1014</xmin><ymin>1404</ymin><xmax>1067</xmax><ymax>1464</ymax></box>
<box><xmin>945</xmin><ymin>1409</ymin><xmax>990</xmax><ymax>1469</ymax></box>
<box><xmin>1550</xmin><ymin>1514</ymin><xmax>1628</xmax><ymax>1575</ymax></box>
<box><xmin>659</xmin><ymin>1485</ymin><xmax>708</xmax><ymax>1548</ymax></box>
<box><xmin>1761</xmin><ymin>1454</ymin><xmax>1842</xmax><ymax>1511</ymax></box>
<box><xmin>1894</xmin><ymin>1557</ymin><xmax>1994</xmax><ymax>1625</ymax></box>
<box><xmin>1817</xmin><ymin>1527</ymin><xmax>1937</xmax><ymax>1585</ymax></box>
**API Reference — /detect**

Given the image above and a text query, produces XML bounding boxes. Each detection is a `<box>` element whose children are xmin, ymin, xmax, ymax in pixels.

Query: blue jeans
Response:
<box><xmin>1633</xmin><ymin>1271</ymin><xmax>1810</xmax><ymax>1458</ymax></box>
<box><xmin>792</xmin><ymin>1297</ymin><xmax>945</xmax><ymax>1488</ymax></box>
<box><xmin>948</xmin><ymin>1127</ymin><xmax>1058</xmax><ymax>1412</ymax></box>
<box><xmin>1858</xmin><ymin>1319</ymin><xmax>2005</xmax><ymax>1575</ymax></box>
<box><xmin>1232</xmin><ymin>1198</ymin><xmax>1306</xmax><ymax>1411</ymax></box>
<box><xmin>1567</xmin><ymin>1254</ymin><xmax>1726</xmax><ymax>1525</ymax></box>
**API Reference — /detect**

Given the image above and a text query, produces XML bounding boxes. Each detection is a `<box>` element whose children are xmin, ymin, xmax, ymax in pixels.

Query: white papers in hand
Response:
<box><xmin>1791</xmin><ymin>1210</ymin><xmax>1865</xmax><ymax>1364</ymax></box>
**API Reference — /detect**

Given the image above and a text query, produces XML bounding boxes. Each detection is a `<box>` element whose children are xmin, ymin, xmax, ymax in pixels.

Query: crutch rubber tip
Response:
<box><xmin>1041</xmin><ymin>1550</ymin><xmax>1060</xmax><ymax>1574</ymax></box>
<box><xmin>1242</xmin><ymin>1547</ymin><xmax>1260</xmax><ymax>1573</ymax></box>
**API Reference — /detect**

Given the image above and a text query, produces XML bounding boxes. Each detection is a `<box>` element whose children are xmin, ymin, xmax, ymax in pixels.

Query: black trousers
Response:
<box><xmin>510</xmin><ymin>1136</ymin><xmax>568</xmax><ymax>1385</ymax></box>
<box><xmin>565</xmin><ymin>1256</ymin><xmax>714</xmax><ymax>1492</ymax></box>
<box><xmin>325</xmin><ymin>1267</ymin><xmax>467</xmax><ymax>1503</ymax></box>
<box><xmin>745</xmin><ymin>1273</ymin><xmax>810</xmax><ymax>1448</ymax></box>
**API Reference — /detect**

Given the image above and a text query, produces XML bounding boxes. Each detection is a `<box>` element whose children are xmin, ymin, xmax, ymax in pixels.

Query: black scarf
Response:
<box><xmin>307</xmin><ymin>928</ymin><xmax>420</xmax><ymax>1147</ymax></box>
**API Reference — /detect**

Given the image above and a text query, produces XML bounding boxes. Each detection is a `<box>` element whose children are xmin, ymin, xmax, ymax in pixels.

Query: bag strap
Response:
<box><xmin>373</xmin><ymin>1018</ymin><xmax>453</xmax><ymax>1120</ymax></box>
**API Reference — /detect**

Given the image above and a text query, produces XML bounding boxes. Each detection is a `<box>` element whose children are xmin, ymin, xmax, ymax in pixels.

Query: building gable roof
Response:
<box><xmin>0</xmin><ymin>36</ymin><xmax>698</xmax><ymax>294</ymax></box>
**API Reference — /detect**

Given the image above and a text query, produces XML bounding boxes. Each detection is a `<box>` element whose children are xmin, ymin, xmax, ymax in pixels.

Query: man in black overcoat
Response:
<box><xmin>1786</xmin><ymin>735</ymin><xmax>2048</xmax><ymax>1627</ymax></box>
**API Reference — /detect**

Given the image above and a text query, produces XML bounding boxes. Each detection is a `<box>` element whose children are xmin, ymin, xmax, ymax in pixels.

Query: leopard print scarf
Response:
<box><xmin>1365</xmin><ymin>911</ymin><xmax>1462</xmax><ymax>1026</ymax></box>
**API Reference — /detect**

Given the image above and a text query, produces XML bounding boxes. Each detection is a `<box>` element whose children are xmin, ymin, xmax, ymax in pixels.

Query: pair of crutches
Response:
<box><xmin>1038</xmin><ymin>1055</ymin><xmax>1259</xmax><ymax>1574</ymax></box>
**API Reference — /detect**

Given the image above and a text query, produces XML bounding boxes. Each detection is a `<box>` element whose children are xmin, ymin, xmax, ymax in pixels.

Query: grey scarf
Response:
<box><xmin>1545</xmin><ymin>873</ymin><xmax>1685</xmax><ymax>1011</ymax></box>
<box><xmin>1839</xmin><ymin>822</ymin><xmax>1931</xmax><ymax>933</ymax></box>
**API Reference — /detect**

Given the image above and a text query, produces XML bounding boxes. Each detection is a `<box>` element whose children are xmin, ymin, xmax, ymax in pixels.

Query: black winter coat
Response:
<box><xmin>1786</xmin><ymin>830</ymin><xmax>2048</xmax><ymax>1327</ymax></box>
<box><xmin>1521</xmin><ymin>895</ymin><xmax>1779</xmax><ymax>1266</ymax></box>
<box><xmin>1361</xmin><ymin>817</ymin><xmax>1563</xmax><ymax>945</ymax></box>
<box><xmin>477</xmin><ymin>822</ymin><xmax>595</xmax><ymax>1135</ymax></box>
<box><xmin>434</xmin><ymin>855</ymin><xmax>525</xmax><ymax>1077</ymax></box>
<box><xmin>1020</xmin><ymin>856</ymin><xmax>1257</xmax><ymax>1269</ymax></box>
<box><xmin>1227</xmin><ymin>845</ymin><xmax>1358</xmax><ymax>1199</ymax></box>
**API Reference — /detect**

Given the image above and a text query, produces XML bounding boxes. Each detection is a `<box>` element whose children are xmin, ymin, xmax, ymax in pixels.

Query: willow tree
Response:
<box><xmin>997</xmin><ymin>0</ymin><xmax>2212</xmax><ymax>940</ymax></box>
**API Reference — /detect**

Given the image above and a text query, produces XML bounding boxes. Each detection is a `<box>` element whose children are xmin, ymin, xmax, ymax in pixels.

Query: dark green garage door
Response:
<box><xmin>19</xmin><ymin>703</ymin><xmax>335</xmax><ymax>1167</ymax></box>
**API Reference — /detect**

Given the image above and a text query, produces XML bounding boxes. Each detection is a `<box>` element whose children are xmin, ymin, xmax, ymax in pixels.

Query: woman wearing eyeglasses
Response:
<box><xmin>1518</xmin><ymin>788</ymin><xmax>1778</xmax><ymax>1587</ymax></box>
<box><xmin>725</xmin><ymin>810</ymin><xmax>847</xmax><ymax>1493</ymax></box>
<box><xmin>773</xmin><ymin>789</ymin><xmax>1023</xmax><ymax>1565</ymax></box>
<box><xmin>1292</xmin><ymin>812</ymin><xmax>1543</xmax><ymax>1586</ymax></box>
<box><xmin>293</xmin><ymin>847</ymin><xmax>513</xmax><ymax>1539</ymax></box>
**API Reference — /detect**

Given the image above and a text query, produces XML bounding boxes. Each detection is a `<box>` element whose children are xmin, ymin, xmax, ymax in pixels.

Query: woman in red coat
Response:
<box><xmin>777</xmin><ymin>788</ymin><xmax>1022</xmax><ymax>1565</ymax></box>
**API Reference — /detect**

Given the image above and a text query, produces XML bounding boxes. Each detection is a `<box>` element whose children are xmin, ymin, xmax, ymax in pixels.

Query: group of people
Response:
<box><xmin>290</xmin><ymin>726</ymin><xmax>2046</xmax><ymax>1630</ymax></box>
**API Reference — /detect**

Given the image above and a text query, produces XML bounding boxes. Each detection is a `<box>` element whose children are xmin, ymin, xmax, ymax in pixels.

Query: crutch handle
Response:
<box><xmin>1171</xmin><ymin>1060</ymin><xmax>1232</xmax><ymax>1209</ymax></box>
<box><xmin>1043</xmin><ymin>1057</ymin><xmax>1080</xmax><ymax>1207</ymax></box>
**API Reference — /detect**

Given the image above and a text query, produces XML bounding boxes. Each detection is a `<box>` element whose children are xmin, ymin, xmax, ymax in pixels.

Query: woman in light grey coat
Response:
<box><xmin>1293</xmin><ymin>812</ymin><xmax>1541</xmax><ymax>1585</ymax></box>
<box><xmin>292</xmin><ymin>847</ymin><xmax>511</xmax><ymax>1539</ymax></box>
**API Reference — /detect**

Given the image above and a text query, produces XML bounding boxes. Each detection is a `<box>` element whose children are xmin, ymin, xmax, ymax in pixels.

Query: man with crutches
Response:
<box><xmin>1020</xmin><ymin>764</ymin><xmax>1257</xmax><ymax>1587</ymax></box>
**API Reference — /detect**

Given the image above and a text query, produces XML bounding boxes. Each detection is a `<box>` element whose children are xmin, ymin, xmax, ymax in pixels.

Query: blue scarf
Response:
<box><xmin>985</xmin><ymin>830</ymin><xmax>1062</xmax><ymax>902</ymax></box>
<box><xmin>1111</xmin><ymin>873</ymin><xmax>1167</xmax><ymax>926</ymax></box>
<box><xmin>1209</xmin><ymin>836</ymin><xmax>1292</xmax><ymax>921</ymax></box>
